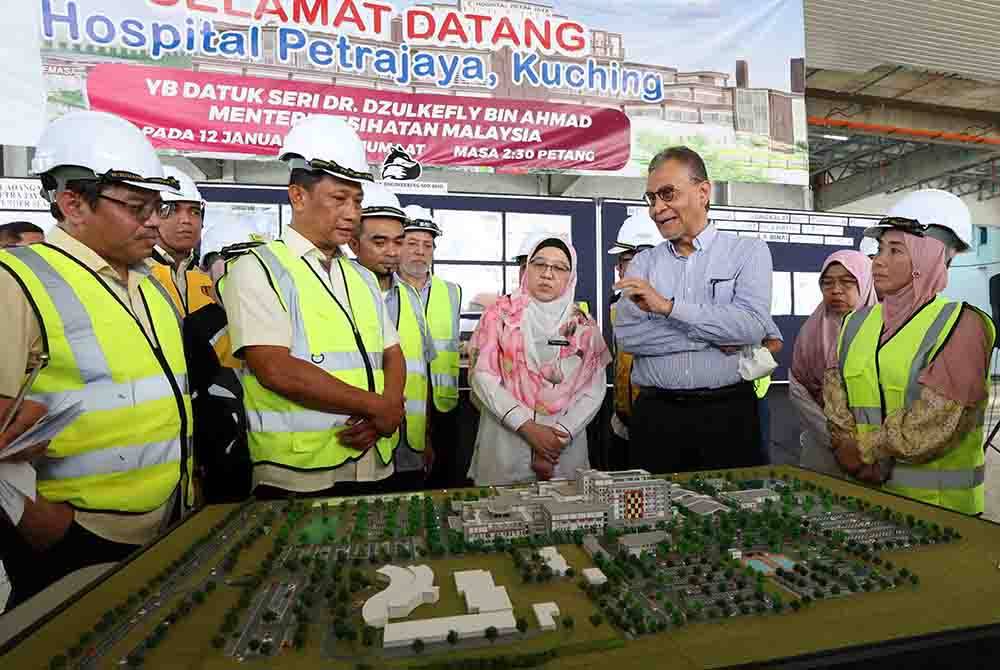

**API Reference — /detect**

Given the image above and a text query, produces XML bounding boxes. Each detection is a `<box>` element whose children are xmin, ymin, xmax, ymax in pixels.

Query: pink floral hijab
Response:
<box><xmin>469</xmin><ymin>236</ymin><xmax>610</xmax><ymax>416</ymax></box>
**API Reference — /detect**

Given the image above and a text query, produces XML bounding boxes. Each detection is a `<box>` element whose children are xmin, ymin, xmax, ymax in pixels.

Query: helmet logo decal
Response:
<box><xmin>381</xmin><ymin>145</ymin><xmax>422</xmax><ymax>181</ymax></box>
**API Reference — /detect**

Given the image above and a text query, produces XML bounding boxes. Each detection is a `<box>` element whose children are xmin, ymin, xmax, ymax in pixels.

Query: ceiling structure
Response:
<box><xmin>803</xmin><ymin>0</ymin><xmax>1000</xmax><ymax>209</ymax></box>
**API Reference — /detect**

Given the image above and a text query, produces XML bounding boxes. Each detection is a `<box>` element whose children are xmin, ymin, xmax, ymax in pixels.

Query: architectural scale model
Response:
<box><xmin>7</xmin><ymin>467</ymin><xmax>983</xmax><ymax>670</ymax></box>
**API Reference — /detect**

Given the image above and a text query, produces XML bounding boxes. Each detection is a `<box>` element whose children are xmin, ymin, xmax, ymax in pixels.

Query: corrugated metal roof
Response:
<box><xmin>805</xmin><ymin>0</ymin><xmax>1000</xmax><ymax>83</ymax></box>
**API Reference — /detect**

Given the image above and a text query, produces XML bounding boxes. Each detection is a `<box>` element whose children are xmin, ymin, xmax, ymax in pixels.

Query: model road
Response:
<box><xmin>75</xmin><ymin>507</ymin><xmax>260</xmax><ymax>670</ymax></box>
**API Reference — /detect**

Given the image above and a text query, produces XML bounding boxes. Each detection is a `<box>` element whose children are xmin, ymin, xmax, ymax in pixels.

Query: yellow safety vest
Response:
<box><xmin>395</xmin><ymin>281</ymin><xmax>430</xmax><ymax>451</ymax></box>
<box><xmin>426</xmin><ymin>275</ymin><xmax>461</xmax><ymax>413</ymax></box>
<box><xmin>237</xmin><ymin>242</ymin><xmax>397</xmax><ymax>470</ymax></box>
<box><xmin>838</xmin><ymin>298</ymin><xmax>995</xmax><ymax>515</ymax></box>
<box><xmin>610</xmin><ymin>303</ymin><xmax>640</xmax><ymax>418</ymax></box>
<box><xmin>0</xmin><ymin>244</ymin><xmax>192</xmax><ymax>513</ymax></box>
<box><xmin>151</xmin><ymin>262</ymin><xmax>238</xmax><ymax>369</ymax></box>
<box><xmin>150</xmin><ymin>263</ymin><xmax>214</xmax><ymax>317</ymax></box>
<box><xmin>754</xmin><ymin>375</ymin><xmax>772</xmax><ymax>399</ymax></box>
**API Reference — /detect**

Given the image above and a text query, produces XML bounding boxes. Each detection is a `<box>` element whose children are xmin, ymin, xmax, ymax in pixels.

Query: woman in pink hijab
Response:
<box><xmin>824</xmin><ymin>224</ymin><xmax>995</xmax><ymax>514</ymax></box>
<box><xmin>791</xmin><ymin>250</ymin><xmax>876</xmax><ymax>475</ymax></box>
<box><xmin>467</xmin><ymin>236</ymin><xmax>610</xmax><ymax>485</ymax></box>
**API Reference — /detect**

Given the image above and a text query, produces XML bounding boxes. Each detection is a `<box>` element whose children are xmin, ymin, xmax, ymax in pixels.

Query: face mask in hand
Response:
<box><xmin>738</xmin><ymin>346</ymin><xmax>778</xmax><ymax>381</ymax></box>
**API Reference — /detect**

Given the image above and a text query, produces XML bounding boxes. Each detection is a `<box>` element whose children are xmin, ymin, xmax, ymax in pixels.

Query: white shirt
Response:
<box><xmin>468</xmin><ymin>365</ymin><xmax>605</xmax><ymax>487</ymax></box>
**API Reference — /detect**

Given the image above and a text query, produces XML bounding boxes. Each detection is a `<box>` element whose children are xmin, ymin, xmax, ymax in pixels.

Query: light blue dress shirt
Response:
<box><xmin>614</xmin><ymin>223</ymin><xmax>775</xmax><ymax>390</ymax></box>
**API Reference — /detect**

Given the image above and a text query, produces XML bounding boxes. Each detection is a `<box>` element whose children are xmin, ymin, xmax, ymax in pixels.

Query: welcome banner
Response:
<box><xmin>35</xmin><ymin>0</ymin><xmax>807</xmax><ymax>182</ymax></box>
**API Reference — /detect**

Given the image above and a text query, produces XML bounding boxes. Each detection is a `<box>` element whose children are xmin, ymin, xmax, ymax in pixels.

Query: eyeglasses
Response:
<box><xmin>819</xmin><ymin>277</ymin><xmax>859</xmax><ymax>292</ymax></box>
<box><xmin>528</xmin><ymin>258</ymin><xmax>571</xmax><ymax>275</ymax></box>
<box><xmin>877</xmin><ymin>216</ymin><xmax>927</xmax><ymax>237</ymax></box>
<box><xmin>97</xmin><ymin>194</ymin><xmax>166</xmax><ymax>222</ymax></box>
<box><xmin>158</xmin><ymin>202</ymin><xmax>205</xmax><ymax>220</ymax></box>
<box><xmin>642</xmin><ymin>179</ymin><xmax>705</xmax><ymax>207</ymax></box>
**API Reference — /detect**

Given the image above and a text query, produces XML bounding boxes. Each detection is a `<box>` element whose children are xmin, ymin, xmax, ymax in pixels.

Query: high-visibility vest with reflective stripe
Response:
<box><xmin>754</xmin><ymin>375</ymin><xmax>772</xmax><ymax>399</ymax></box>
<box><xmin>238</xmin><ymin>243</ymin><xmax>397</xmax><ymax>470</ymax></box>
<box><xmin>395</xmin><ymin>281</ymin><xmax>430</xmax><ymax>451</ymax></box>
<box><xmin>426</xmin><ymin>276</ymin><xmax>461</xmax><ymax>413</ymax></box>
<box><xmin>150</xmin><ymin>263</ymin><xmax>214</xmax><ymax>318</ymax></box>
<box><xmin>838</xmin><ymin>298</ymin><xmax>995</xmax><ymax>515</ymax></box>
<box><xmin>610</xmin><ymin>303</ymin><xmax>640</xmax><ymax>418</ymax></box>
<box><xmin>0</xmin><ymin>244</ymin><xmax>192</xmax><ymax>513</ymax></box>
<box><xmin>151</xmin><ymin>263</ymin><xmax>238</xmax><ymax>369</ymax></box>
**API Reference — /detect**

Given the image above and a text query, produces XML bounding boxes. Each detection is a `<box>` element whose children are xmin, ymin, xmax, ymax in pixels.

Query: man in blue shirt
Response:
<box><xmin>614</xmin><ymin>146</ymin><xmax>775</xmax><ymax>474</ymax></box>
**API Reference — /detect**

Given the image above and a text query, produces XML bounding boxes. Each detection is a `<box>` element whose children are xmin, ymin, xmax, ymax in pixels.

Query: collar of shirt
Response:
<box><xmin>399</xmin><ymin>272</ymin><xmax>432</xmax><ymax>304</ymax></box>
<box><xmin>151</xmin><ymin>245</ymin><xmax>196</xmax><ymax>277</ymax></box>
<box><xmin>284</xmin><ymin>225</ymin><xmax>344</xmax><ymax>263</ymax></box>
<box><xmin>666</xmin><ymin>222</ymin><xmax>718</xmax><ymax>260</ymax></box>
<box><xmin>48</xmin><ymin>226</ymin><xmax>151</xmax><ymax>290</ymax></box>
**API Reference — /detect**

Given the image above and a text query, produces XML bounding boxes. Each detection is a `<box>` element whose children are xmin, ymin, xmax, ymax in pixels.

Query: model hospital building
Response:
<box><xmin>450</xmin><ymin>469</ymin><xmax>673</xmax><ymax>542</ymax></box>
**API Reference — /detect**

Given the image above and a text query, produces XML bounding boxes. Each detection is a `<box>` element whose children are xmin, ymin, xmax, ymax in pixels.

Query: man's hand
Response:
<box><xmin>0</xmin><ymin>398</ymin><xmax>49</xmax><ymax>463</ymax></box>
<box><xmin>371</xmin><ymin>393</ymin><xmax>405</xmax><ymax>437</ymax></box>
<box><xmin>833</xmin><ymin>442</ymin><xmax>864</xmax><ymax>476</ymax></box>
<box><xmin>854</xmin><ymin>462</ymin><xmax>887</xmax><ymax>484</ymax></box>
<box><xmin>717</xmin><ymin>345</ymin><xmax>741</xmax><ymax>355</ymax></box>
<box><xmin>17</xmin><ymin>497</ymin><xmax>74</xmax><ymax>551</ymax></box>
<box><xmin>518</xmin><ymin>422</ymin><xmax>569</xmax><ymax>464</ymax></box>
<box><xmin>423</xmin><ymin>438</ymin><xmax>435</xmax><ymax>476</ymax></box>
<box><xmin>340</xmin><ymin>416</ymin><xmax>378</xmax><ymax>451</ymax></box>
<box><xmin>613</xmin><ymin>278</ymin><xmax>673</xmax><ymax>316</ymax></box>
<box><xmin>763</xmin><ymin>338</ymin><xmax>783</xmax><ymax>355</ymax></box>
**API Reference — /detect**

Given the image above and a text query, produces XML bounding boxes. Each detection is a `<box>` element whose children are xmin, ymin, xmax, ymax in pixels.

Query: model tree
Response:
<box><xmin>516</xmin><ymin>617</ymin><xmax>528</xmax><ymax>634</ymax></box>
<box><xmin>447</xmin><ymin>629</ymin><xmax>459</xmax><ymax>646</ymax></box>
<box><xmin>485</xmin><ymin>626</ymin><xmax>499</xmax><ymax>643</ymax></box>
<box><xmin>248</xmin><ymin>639</ymin><xmax>260</xmax><ymax>651</ymax></box>
<box><xmin>590</xmin><ymin>612</ymin><xmax>603</xmax><ymax>627</ymax></box>
<box><xmin>412</xmin><ymin>638</ymin><xmax>425</xmax><ymax>654</ymax></box>
<box><xmin>362</xmin><ymin>625</ymin><xmax>376</xmax><ymax>647</ymax></box>
<box><xmin>562</xmin><ymin>615</ymin><xmax>575</xmax><ymax>630</ymax></box>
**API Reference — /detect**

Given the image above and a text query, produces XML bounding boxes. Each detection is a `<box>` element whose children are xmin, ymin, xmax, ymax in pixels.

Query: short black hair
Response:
<box><xmin>289</xmin><ymin>168</ymin><xmax>329</xmax><ymax>191</ymax></box>
<box><xmin>0</xmin><ymin>220</ymin><xmax>44</xmax><ymax>239</ymax></box>
<box><xmin>648</xmin><ymin>145</ymin><xmax>709</xmax><ymax>182</ymax></box>
<box><xmin>39</xmin><ymin>175</ymin><xmax>105</xmax><ymax>222</ymax></box>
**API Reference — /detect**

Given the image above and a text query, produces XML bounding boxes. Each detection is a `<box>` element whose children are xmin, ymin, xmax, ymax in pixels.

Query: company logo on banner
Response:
<box><xmin>36</xmin><ymin>0</ymin><xmax>807</xmax><ymax>183</ymax></box>
<box><xmin>381</xmin><ymin>145</ymin><xmax>423</xmax><ymax>181</ymax></box>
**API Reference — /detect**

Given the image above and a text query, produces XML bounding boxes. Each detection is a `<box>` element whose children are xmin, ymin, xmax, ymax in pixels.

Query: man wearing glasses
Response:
<box><xmin>150</xmin><ymin>166</ymin><xmax>214</xmax><ymax>318</ymax></box>
<box><xmin>0</xmin><ymin>111</ymin><xmax>192</xmax><ymax>608</ymax></box>
<box><xmin>614</xmin><ymin>146</ymin><xmax>775</xmax><ymax>474</ymax></box>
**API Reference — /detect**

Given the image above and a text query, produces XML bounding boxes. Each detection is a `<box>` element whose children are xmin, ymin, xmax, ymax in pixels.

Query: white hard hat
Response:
<box><xmin>608</xmin><ymin>211</ymin><xmax>661</xmax><ymax>255</ymax></box>
<box><xmin>859</xmin><ymin>236</ymin><xmax>878</xmax><ymax>257</ymax></box>
<box><xmin>31</xmin><ymin>110</ymin><xmax>178</xmax><ymax>199</ymax></box>
<box><xmin>361</xmin><ymin>182</ymin><xmax>406</xmax><ymax>221</ymax></box>
<box><xmin>863</xmin><ymin>189</ymin><xmax>972</xmax><ymax>253</ymax></box>
<box><xmin>278</xmin><ymin>115</ymin><xmax>372</xmax><ymax>185</ymax></box>
<box><xmin>402</xmin><ymin>204</ymin><xmax>442</xmax><ymax>237</ymax></box>
<box><xmin>160</xmin><ymin>166</ymin><xmax>204</xmax><ymax>205</ymax></box>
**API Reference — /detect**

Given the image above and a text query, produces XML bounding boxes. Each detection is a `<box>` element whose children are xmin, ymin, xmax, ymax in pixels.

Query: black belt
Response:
<box><xmin>641</xmin><ymin>381</ymin><xmax>752</xmax><ymax>401</ymax></box>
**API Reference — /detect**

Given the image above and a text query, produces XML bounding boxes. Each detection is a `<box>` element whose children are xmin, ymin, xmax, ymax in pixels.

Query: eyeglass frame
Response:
<box><xmin>97</xmin><ymin>194</ymin><xmax>168</xmax><ymax>222</ymax></box>
<box><xmin>819</xmin><ymin>276</ymin><xmax>860</xmax><ymax>292</ymax></box>
<box><xmin>527</xmin><ymin>258</ymin><xmax>572</xmax><ymax>276</ymax></box>
<box><xmin>642</xmin><ymin>177</ymin><xmax>707</xmax><ymax>207</ymax></box>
